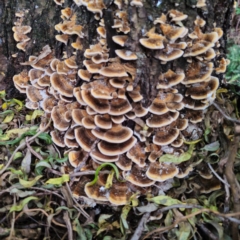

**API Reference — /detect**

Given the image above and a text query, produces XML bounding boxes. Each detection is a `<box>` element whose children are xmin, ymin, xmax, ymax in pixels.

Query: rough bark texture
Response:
<box><xmin>0</xmin><ymin>0</ymin><xmax>233</xmax><ymax>99</ymax></box>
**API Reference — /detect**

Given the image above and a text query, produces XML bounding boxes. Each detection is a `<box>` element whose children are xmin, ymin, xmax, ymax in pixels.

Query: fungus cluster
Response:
<box><xmin>13</xmin><ymin>3</ymin><xmax>227</xmax><ymax>205</ymax></box>
<box><xmin>12</xmin><ymin>11</ymin><xmax>32</xmax><ymax>52</ymax></box>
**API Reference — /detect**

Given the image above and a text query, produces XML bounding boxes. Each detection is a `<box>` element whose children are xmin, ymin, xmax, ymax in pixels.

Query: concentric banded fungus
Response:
<box><xmin>123</xmin><ymin>165</ymin><xmax>155</xmax><ymax>187</ymax></box>
<box><xmin>12</xmin><ymin>4</ymin><xmax>228</xmax><ymax>205</ymax></box>
<box><xmin>157</xmin><ymin>69</ymin><xmax>185</xmax><ymax>89</ymax></box>
<box><xmin>146</xmin><ymin>162</ymin><xmax>179</xmax><ymax>181</ymax></box>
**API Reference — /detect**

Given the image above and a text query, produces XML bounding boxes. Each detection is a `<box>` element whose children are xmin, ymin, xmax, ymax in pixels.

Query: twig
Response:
<box><xmin>63</xmin><ymin>211</ymin><xmax>73</xmax><ymax>240</ymax></box>
<box><xmin>30</xmin><ymin>187</ymin><xmax>65</xmax><ymax>200</ymax></box>
<box><xmin>26</xmin><ymin>137</ymin><xmax>43</xmax><ymax>160</ymax></box>
<box><xmin>0</xmin><ymin>118</ymin><xmax>51</xmax><ymax>175</ymax></box>
<box><xmin>197</xmin><ymin>223</ymin><xmax>218</xmax><ymax>240</ymax></box>
<box><xmin>142</xmin><ymin>208</ymin><xmax>240</xmax><ymax>239</ymax></box>
<box><xmin>9</xmin><ymin>194</ymin><xmax>16</xmax><ymax>238</ymax></box>
<box><xmin>130</xmin><ymin>212</ymin><xmax>150</xmax><ymax>240</ymax></box>
<box><xmin>207</xmin><ymin>163</ymin><xmax>230</xmax><ymax>187</ymax></box>
<box><xmin>70</xmin><ymin>170</ymin><xmax>110</xmax><ymax>178</ymax></box>
<box><xmin>212</xmin><ymin>102</ymin><xmax>240</xmax><ymax>124</ymax></box>
<box><xmin>223</xmin><ymin>175</ymin><xmax>230</xmax><ymax>213</ymax></box>
<box><xmin>73</xmin><ymin>139</ymin><xmax>99</xmax><ymax>175</ymax></box>
<box><xmin>65</xmin><ymin>182</ymin><xmax>90</xmax><ymax>220</ymax></box>
<box><xmin>15</xmin><ymin>208</ymin><xmax>66</xmax><ymax>228</ymax></box>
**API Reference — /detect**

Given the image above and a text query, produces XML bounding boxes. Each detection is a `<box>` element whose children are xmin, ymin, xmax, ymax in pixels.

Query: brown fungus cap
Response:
<box><xmin>61</xmin><ymin>7</ymin><xmax>72</xmax><ymax>19</ymax></box>
<box><xmin>155</xmin><ymin>48</ymin><xmax>184</xmax><ymax>62</ymax></box>
<box><xmin>54</xmin><ymin>0</ymin><xmax>64</xmax><ymax>5</ymax></box>
<box><xmin>82</xmin><ymin>115</ymin><xmax>96</xmax><ymax>129</ymax></box>
<box><xmin>146</xmin><ymin>112</ymin><xmax>179</xmax><ymax>128</ymax></box>
<box><xmin>98</xmin><ymin>136</ymin><xmax>137</xmax><ymax>156</ymax></box>
<box><xmin>26</xmin><ymin>86</ymin><xmax>43</xmax><ymax>102</ymax></box>
<box><xmin>81</xmin><ymin>89</ymin><xmax>110</xmax><ymax>114</ymax></box>
<box><xmin>168</xmin><ymin>9</ymin><xmax>188</xmax><ymax>22</ymax></box>
<box><xmin>108</xmin><ymin>182</ymin><xmax>131</xmax><ymax>205</ymax></box>
<box><xmin>160</xmin><ymin>24</ymin><xmax>188</xmax><ymax>41</ymax></box>
<box><xmin>68</xmin><ymin>150</ymin><xmax>87</xmax><ymax>168</ymax></box>
<box><xmin>90</xmin><ymin>147</ymin><xmax>119</xmax><ymax>162</ymax></box>
<box><xmin>123</xmin><ymin>165</ymin><xmax>155</xmax><ymax>187</ymax></box>
<box><xmin>182</xmin><ymin>62</ymin><xmax>213</xmax><ymax>85</ymax></box>
<box><xmin>78</xmin><ymin>69</ymin><xmax>92</xmax><ymax>82</ymax></box>
<box><xmin>185</xmin><ymin>109</ymin><xmax>204</xmax><ymax>123</ymax></box>
<box><xmin>139</xmin><ymin>36</ymin><xmax>165</xmax><ymax>50</ymax></box>
<box><xmin>64</xmin><ymin>56</ymin><xmax>78</xmax><ymax>69</ymax></box>
<box><xmin>176</xmin><ymin>119</ymin><xmax>189</xmax><ymax>130</ymax></box>
<box><xmin>50</xmin><ymin>72</ymin><xmax>74</xmax><ymax>97</ymax></box>
<box><xmin>146</xmin><ymin>162</ymin><xmax>179</xmax><ymax>182</ymax></box>
<box><xmin>94</xmin><ymin>114</ymin><xmax>112</xmax><ymax>129</ymax></box>
<box><xmin>87</xmin><ymin>0</ymin><xmax>106</xmax><ymax>17</ymax></box>
<box><xmin>75</xmin><ymin>127</ymin><xmax>97</xmax><ymax>152</ymax></box>
<box><xmin>132</xmin><ymin>102</ymin><xmax>148</xmax><ymax>117</ymax></box>
<box><xmin>112</xmin><ymin>35</ymin><xmax>128</xmax><ymax>47</ymax></box>
<box><xmin>72</xmin><ymin>109</ymin><xmax>88</xmax><ymax>126</ymax></box>
<box><xmin>73</xmin><ymin>87</ymin><xmax>87</xmax><ymax>105</ymax></box>
<box><xmin>157</xmin><ymin>69</ymin><xmax>185</xmax><ymax>89</ymax></box>
<box><xmin>84</xmin><ymin>43</ymin><xmax>104</xmax><ymax>58</ymax></box>
<box><xmin>111</xmin><ymin>115</ymin><xmax>126</xmax><ymax>124</ymax></box>
<box><xmin>109</xmin><ymin>98</ymin><xmax>132</xmax><ymax>116</ymax></box>
<box><xmin>184</xmin><ymin>40</ymin><xmax>214</xmax><ymax>57</ymax></box>
<box><xmin>97</xmin><ymin>26</ymin><xmax>106</xmax><ymax>38</ymax></box>
<box><xmin>185</xmin><ymin>76</ymin><xmax>219</xmax><ymax>100</ymax></box>
<box><xmin>202</xmin><ymin>48</ymin><xmax>216</xmax><ymax>61</ymax></box>
<box><xmin>42</xmin><ymin>96</ymin><xmax>57</xmax><ymax>113</ymax></box>
<box><xmin>154</xmin><ymin>13</ymin><xmax>167</xmax><ymax>25</ymax></box>
<box><xmin>99</xmin><ymin>62</ymin><xmax>128</xmax><ymax>77</ymax></box>
<box><xmin>171</xmin><ymin>138</ymin><xmax>184</xmax><ymax>148</ymax></box>
<box><xmin>153</xmin><ymin>128</ymin><xmax>180</xmax><ymax>146</ymax></box>
<box><xmin>194</xmin><ymin>16</ymin><xmax>206</xmax><ymax>27</ymax></box>
<box><xmin>196</xmin><ymin>0</ymin><xmax>206</xmax><ymax>8</ymax></box>
<box><xmin>51</xmin><ymin>105</ymin><xmax>71</xmax><ymax>131</ymax></box>
<box><xmin>130</xmin><ymin>0</ymin><xmax>143</xmax><ymax>7</ymax></box>
<box><xmin>38</xmin><ymin>75</ymin><xmax>51</xmax><ymax>87</ymax></box>
<box><xmin>25</xmin><ymin>101</ymin><xmax>39</xmax><ymax>110</ymax></box>
<box><xmin>50</xmin><ymin>130</ymin><xmax>65</xmax><ymax>147</ymax></box>
<box><xmin>92</xmin><ymin>124</ymin><xmax>133</xmax><ymax>143</ymax></box>
<box><xmin>13</xmin><ymin>70</ymin><xmax>29</xmax><ymax>92</ymax></box>
<box><xmin>84</xmin><ymin>182</ymin><xmax>108</xmax><ymax>202</ymax></box>
<box><xmin>92</xmin><ymin>53</ymin><xmax>109</xmax><ymax>64</ymax></box>
<box><xmin>89</xmin><ymin>80</ymin><xmax>116</xmax><ymax>100</ymax></box>
<box><xmin>56</xmin><ymin>34</ymin><xmax>69</xmax><ymax>45</ymax></box>
<box><xmin>127</xmin><ymin>142</ymin><xmax>147</xmax><ymax>167</ymax></box>
<box><xmin>215</xmin><ymin>58</ymin><xmax>229</xmax><ymax>74</ymax></box>
<box><xmin>115</xmin><ymin>50</ymin><xmax>138</xmax><ymax>60</ymax></box>
<box><xmin>116</xmin><ymin>155</ymin><xmax>132</xmax><ymax>171</ymax></box>
<box><xmin>148</xmin><ymin>98</ymin><xmax>169</xmax><ymax>115</ymax></box>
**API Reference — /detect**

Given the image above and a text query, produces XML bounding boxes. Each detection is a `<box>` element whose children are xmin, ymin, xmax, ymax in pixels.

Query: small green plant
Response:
<box><xmin>226</xmin><ymin>44</ymin><xmax>240</xmax><ymax>85</ymax></box>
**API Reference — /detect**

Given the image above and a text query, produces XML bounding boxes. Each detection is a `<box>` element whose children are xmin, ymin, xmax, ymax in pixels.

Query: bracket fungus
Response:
<box><xmin>12</xmin><ymin>4</ymin><xmax>226</xmax><ymax>205</ymax></box>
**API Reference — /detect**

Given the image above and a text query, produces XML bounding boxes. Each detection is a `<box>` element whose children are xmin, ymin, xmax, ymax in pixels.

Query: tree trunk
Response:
<box><xmin>0</xmin><ymin>0</ymin><xmax>233</xmax><ymax>98</ymax></box>
<box><xmin>0</xmin><ymin>0</ymin><xmax>235</xmax><ymax>239</ymax></box>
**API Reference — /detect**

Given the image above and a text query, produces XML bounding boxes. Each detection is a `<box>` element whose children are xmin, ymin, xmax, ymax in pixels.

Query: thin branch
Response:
<box><xmin>9</xmin><ymin>194</ymin><xmax>16</xmax><ymax>238</ymax></box>
<box><xmin>142</xmin><ymin>208</ymin><xmax>240</xmax><ymax>240</ymax></box>
<box><xmin>207</xmin><ymin>163</ymin><xmax>230</xmax><ymax>187</ymax></box>
<box><xmin>30</xmin><ymin>187</ymin><xmax>65</xmax><ymax>200</ymax></box>
<box><xmin>212</xmin><ymin>102</ymin><xmax>240</xmax><ymax>124</ymax></box>
<box><xmin>25</xmin><ymin>137</ymin><xmax>43</xmax><ymax>160</ymax></box>
<box><xmin>65</xmin><ymin>182</ymin><xmax>90</xmax><ymax>220</ymax></box>
<box><xmin>130</xmin><ymin>212</ymin><xmax>150</xmax><ymax>240</ymax></box>
<box><xmin>63</xmin><ymin>211</ymin><xmax>73</xmax><ymax>240</ymax></box>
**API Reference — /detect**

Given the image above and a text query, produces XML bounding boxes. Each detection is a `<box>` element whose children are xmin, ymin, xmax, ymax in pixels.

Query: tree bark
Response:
<box><xmin>0</xmin><ymin>0</ymin><xmax>233</xmax><ymax>98</ymax></box>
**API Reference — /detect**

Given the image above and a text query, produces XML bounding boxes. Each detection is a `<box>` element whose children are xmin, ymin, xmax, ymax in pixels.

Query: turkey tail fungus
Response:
<box><xmin>9</xmin><ymin>0</ymin><xmax>233</xmax><ymax>216</ymax></box>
